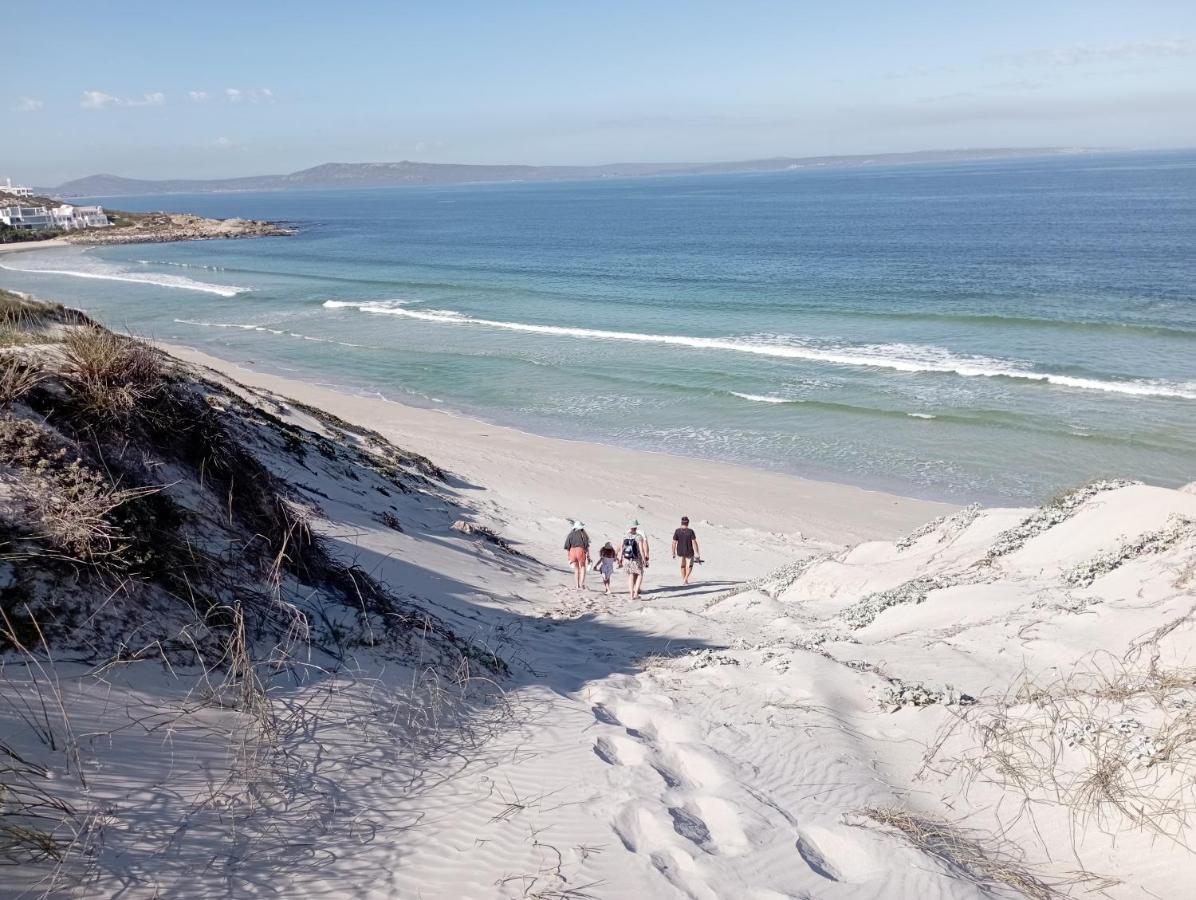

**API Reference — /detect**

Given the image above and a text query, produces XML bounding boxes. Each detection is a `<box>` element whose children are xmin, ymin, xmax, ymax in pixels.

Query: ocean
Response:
<box><xmin>3</xmin><ymin>150</ymin><xmax>1194</xmax><ymax>504</ymax></box>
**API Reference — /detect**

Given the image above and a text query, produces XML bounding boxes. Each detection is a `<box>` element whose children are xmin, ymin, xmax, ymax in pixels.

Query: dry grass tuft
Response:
<box><xmin>0</xmin><ymin>356</ymin><xmax>43</xmax><ymax>407</ymax></box>
<box><xmin>61</xmin><ymin>327</ymin><xmax>164</xmax><ymax>422</ymax></box>
<box><xmin>13</xmin><ymin>458</ymin><xmax>160</xmax><ymax>562</ymax></box>
<box><xmin>0</xmin><ymin>291</ymin><xmax>55</xmax><ymax>329</ymax></box>
<box><xmin>855</xmin><ymin>807</ymin><xmax>1107</xmax><ymax>899</ymax></box>
<box><xmin>922</xmin><ymin>654</ymin><xmax>1196</xmax><ymax>846</ymax></box>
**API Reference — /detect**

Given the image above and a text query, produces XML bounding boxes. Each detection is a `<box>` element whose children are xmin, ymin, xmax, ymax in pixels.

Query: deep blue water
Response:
<box><xmin>3</xmin><ymin>150</ymin><xmax>1194</xmax><ymax>503</ymax></box>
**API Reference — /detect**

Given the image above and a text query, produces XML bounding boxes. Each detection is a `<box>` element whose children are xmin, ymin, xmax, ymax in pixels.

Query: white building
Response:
<box><xmin>2</xmin><ymin>178</ymin><xmax>34</xmax><ymax>198</ymax></box>
<box><xmin>52</xmin><ymin>204</ymin><xmax>111</xmax><ymax>229</ymax></box>
<box><xmin>1</xmin><ymin>204</ymin><xmax>110</xmax><ymax>231</ymax></box>
<box><xmin>0</xmin><ymin>206</ymin><xmax>55</xmax><ymax>230</ymax></box>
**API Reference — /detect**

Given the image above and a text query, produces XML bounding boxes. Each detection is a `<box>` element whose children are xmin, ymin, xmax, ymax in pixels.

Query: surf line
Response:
<box><xmin>323</xmin><ymin>301</ymin><xmax>1196</xmax><ymax>401</ymax></box>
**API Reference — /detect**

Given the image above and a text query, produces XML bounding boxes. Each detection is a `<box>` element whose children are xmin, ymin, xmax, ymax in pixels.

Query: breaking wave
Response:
<box><xmin>730</xmin><ymin>392</ymin><xmax>793</xmax><ymax>404</ymax></box>
<box><xmin>322</xmin><ymin>298</ymin><xmax>417</xmax><ymax>308</ymax></box>
<box><xmin>323</xmin><ymin>301</ymin><xmax>1196</xmax><ymax>400</ymax></box>
<box><xmin>174</xmin><ymin>319</ymin><xmax>365</xmax><ymax>347</ymax></box>
<box><xmin>0</xmin><ymin>262</ymin><xmax>248</xmax><ymax>297</ymax></box>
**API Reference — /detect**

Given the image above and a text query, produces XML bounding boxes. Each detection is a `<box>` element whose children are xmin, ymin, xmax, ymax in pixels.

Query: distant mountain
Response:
<box><xmin>44</xmin><ymin>148</ymin><xmax>1095</xmax><ymax>197</ymax></box>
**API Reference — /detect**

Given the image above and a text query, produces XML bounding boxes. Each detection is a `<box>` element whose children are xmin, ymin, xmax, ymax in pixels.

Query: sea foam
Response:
<box><xmin>730</xmin><ymin>392</ymin><xmax>795</xmax><ymax>404</ymax></box>
<box><xmin>325</xmin><ymin>302</ymin><xmax>1196</xmax><ymax>400</ymax></box>
<box><xmin>175</xmin><ymin>318</ymin><xmax>365</xmax><ymax>347</ymax></box>
<box><xmin>0</xmin><ymin>262</ymin><xmax>247</xmax><ymax>297</ymax></box>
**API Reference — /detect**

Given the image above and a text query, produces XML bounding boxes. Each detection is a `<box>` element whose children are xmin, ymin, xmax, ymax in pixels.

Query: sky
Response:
<box><xmin>6</xmin><ymin>1</ymin><xmax>1196</xmax><ymax>185</ymax></box>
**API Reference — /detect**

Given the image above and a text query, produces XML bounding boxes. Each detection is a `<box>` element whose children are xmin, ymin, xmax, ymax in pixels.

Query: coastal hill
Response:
<box><xmin>44</xmin><ymin>147</ymin><xmax>1089</xmax><ymax>196</ymax></box>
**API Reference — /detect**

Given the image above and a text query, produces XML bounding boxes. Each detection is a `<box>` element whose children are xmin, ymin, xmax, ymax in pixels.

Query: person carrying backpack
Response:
<box><xmin>620</xmin><ymin>520</ymin><xmax>650</xmax><ymax>600</ymax></box>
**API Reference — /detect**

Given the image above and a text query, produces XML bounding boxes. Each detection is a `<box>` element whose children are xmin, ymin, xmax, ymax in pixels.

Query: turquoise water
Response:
<box><xmin>3</xmin><ymin>151</ymin><xmax>1194</xmax><ymax>503</ymax></box>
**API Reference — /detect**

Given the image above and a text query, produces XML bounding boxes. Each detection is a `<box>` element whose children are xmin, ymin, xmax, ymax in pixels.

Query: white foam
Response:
<box><xmin>137</xmin><ymin>259</ymin><xmax>226</xmax><ymax>272</ymax></box>
<box><xmin>0</xmin><ymin>262</ymin><xmax>247</xmax><ymax>297</ymax></box>
<box><xmin>174</xmin><ymin>318</ymin><xmax>364</xmax><ymax>347</ymax></box>
<box><xmin>730</xmin><ymin>392</ymin><xmax>795</xmax><ymax>404</ymax></box>
<box><xmin>907</xmin><ymin>413</ymin><xmax>937</xmax><ymax>419</ymax></box>
<box><xmin>328</xmin><ymin>303</ymin><xmax>1196</xmax><ymax>401</ymax></box>
<box><xmin>323</xmin><ymin>298</ymin><xmax>416</xmax><ymax>309</ymax></box>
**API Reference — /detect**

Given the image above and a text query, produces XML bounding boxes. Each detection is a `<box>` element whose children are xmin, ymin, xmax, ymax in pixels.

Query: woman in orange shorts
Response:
<box><xmin>564</xmin><ymin>520</ymin><xmax>591</xmax><ymax>590</ymax></box>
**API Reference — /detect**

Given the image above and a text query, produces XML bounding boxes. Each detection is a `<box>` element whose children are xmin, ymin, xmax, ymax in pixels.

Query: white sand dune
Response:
<box><xmin>5</xmin><ymin>344</ymin><xmax>1194</xmax><ymax>899</ymax></box>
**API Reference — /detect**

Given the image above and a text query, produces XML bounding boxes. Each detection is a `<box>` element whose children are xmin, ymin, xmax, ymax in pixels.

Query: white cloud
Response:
<box><xmin>14</xmin><ymin>97</ymin><xmax>44</xmax><ymax>112</ymax></box>
<box><xmin>81</xmin><ymin>90</ymin><xmax>119</xmax><ymax>109</ymax></box>
<box><xmin>998</xmin><ymin>38</ymin><xmax>1196</xmax><ymax>67</ymax></box>
<box><xmin>188</xmin><ymin>90</ymin><xmax>210</xmax><ymax>103</ymax></box>
<box><xmin>224</xmin><ymin>87</ymin><xmax>275</xmax><ymax>104</ymax></box>
<box><xmin>81</xmin><ymin>90</ymin><xmax>166</xmax><ymax>109</ymax></box>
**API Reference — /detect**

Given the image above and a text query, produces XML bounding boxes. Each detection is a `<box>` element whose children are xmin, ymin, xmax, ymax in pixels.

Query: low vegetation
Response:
<box><xmin>921</xmin><ymin>653</ymin><xmax>1196</xmax><ymax>847</ymax></box>
<box><xmin>853</xmin><ymin>807</ymin><xmax>1107</xmax><ymax>899</ymax></box>
<box><xmin>0</xmin><ymin>300</ymin><xmax>509</xmax><ymax>876</ymax></box>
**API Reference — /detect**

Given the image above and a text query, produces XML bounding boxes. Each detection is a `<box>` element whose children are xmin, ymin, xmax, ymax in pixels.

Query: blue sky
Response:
<box><xmin>7</xmin><ymin>1</ymin><xmax>1196</xmax><ymax>184</ymax></box>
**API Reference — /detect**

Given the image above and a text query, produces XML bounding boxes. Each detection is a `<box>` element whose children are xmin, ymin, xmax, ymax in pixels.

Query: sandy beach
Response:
<box><xmin>4</xmin><ymin>304</ymin><xmax>1196</xmax><ymax>898</ymax></box>
<box><xmin>0</xmin><ymin>238</ymin><xmax>69</xmax><ymax>255</ymax></box>
<box><xmin>163</xmin><ymin>343</ymin><xmax>954</xmax><ymax>557</ymax></box>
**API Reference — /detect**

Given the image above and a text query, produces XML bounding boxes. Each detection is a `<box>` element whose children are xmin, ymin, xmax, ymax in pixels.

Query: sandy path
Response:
<box><xmin>146</xmin><ymin>343</ymin><xmax>976</xmax><ymax>898</ymax></box>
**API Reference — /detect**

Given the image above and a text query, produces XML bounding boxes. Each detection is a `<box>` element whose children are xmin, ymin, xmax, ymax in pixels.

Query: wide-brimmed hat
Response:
<box><xmin>628</xmin><ymin>519</ymin><xmax>640</xmax><ymax>528</ymax></box>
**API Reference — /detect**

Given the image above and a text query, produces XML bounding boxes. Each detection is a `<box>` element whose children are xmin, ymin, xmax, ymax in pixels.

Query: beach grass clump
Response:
<box><xmin>895</xmin><ymin>504</ymin><xmax>982</xmax><ymax>552</ymax></box>
<box><xmin>877</xmin><ymin>678</ymin><xmax>975</xmax><ymax>711</ymax></box>
<box><xmin>0</xmin><ymin>290</ymin><xmax>90</xmax><ymax>334</ymax></box>
<box><xmin>0</xmin><ymin>290</ymin><xmax>55</xmax><ymax>328</ymax></box>
<box><xmin>922</xmin><ymin>656</ymin><xmax>1196</xmax><ymax>843</ymax></box>
<box><xmin>61</xmin><ymin>326</ymin><xmax>165</xmax><ymax>423</ymax></box>
<box><xmin>854</xmin><ymin>807</ymin><xmax>1090</xmax><ymax>899</ymax></box>
<box><xmin>1063</xmin><ymin>514</ymin><xmax>1195</xmax><ymax>588</ymax></box>
<box><xmin>0</xmin><ymin>357</ymin><xmax>43</xmax><ymax>407</ymax></box>
<box><xmin>982</xmin><ymin>479</ymin><xmax>1139</xmax><ymax>565</ymax></box>
<box><xmin>839</xmin><ymin>571</ymin><xmax>982</xmax><ymax>630</ymax></box>
<box><xmin>0</xmin><ymin>745</ymin><xmax>74</xmax><ymax>865</ymax></box>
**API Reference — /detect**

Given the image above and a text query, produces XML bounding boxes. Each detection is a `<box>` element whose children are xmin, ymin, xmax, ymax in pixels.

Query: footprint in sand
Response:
<box><xmin>592</xmin><ymin>704</ymin><xmax>621</xmax><ymax>726</ymax></box>
<box><xmin>793</xmin><ymin>826</ymin><xmax>881</xmax><ymax>883</ymax></box>
<box><xmin>668</xmin><ymin>807</ymin><xmax>714</xmax><ymax>851</ymax></box>
<box><xmin>593</xmin><ymin>737</ymin><xmax>621</xmax><ymax>766</ymax></box>
<box><xmin>795</xmin><ymin>833</ymin><xmax>840</xmax><ymax>881</ymax></box>
<box><xmin>593</xmin><ymin>733</ymin><xmax>649</xmax><ymax>767</ymax></box>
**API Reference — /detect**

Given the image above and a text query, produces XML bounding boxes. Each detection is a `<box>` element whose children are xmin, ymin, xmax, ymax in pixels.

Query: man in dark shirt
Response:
<box><xmin>671</xmin><ymin>516</ymin><xmax>700</xmax><ymax>585</ymax></box>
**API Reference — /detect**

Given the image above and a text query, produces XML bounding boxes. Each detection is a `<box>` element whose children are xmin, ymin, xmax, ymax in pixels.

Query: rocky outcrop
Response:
<box><xmin>63</xmin><ymin>212</ymin><xmax>292</xmax><ymax>245</ymax></box>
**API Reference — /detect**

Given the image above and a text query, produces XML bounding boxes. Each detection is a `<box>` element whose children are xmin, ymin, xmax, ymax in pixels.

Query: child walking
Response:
<box><xmin>593</xmin><ymin>542</ymin><xmax>618</xmax><ymax>594</ymax></box>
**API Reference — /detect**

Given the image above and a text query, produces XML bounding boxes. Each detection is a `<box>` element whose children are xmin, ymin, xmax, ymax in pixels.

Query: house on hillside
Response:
<box><xmin>2</xmin><ymin>178</ymin><xmax>34</xmax><ymax>198</ymax></box>
<box><xmin>52</xmin><ymin>204</ymin><xmax>111</xmax><ymax>229</ymax></box>
<box><xmin>0</xmin><ymin>205</ymin><xmax>55</xmax><ymax>230</ymax></box>
<box><xmin>0</xmin><ymin>204</ymin><xmax>111</xmax><ymax>231</ymax></box>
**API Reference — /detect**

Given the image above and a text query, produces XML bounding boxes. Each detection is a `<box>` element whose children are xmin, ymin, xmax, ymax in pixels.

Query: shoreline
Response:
<box><xmin>161</xmin><ymin>341</ymin><xmax>956</xmax><ymax>549</ymax></box>
<box><xmin>0</xmin><ymin>237</ymin><xmax>71</xmax><ymax>255</ymax></box>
